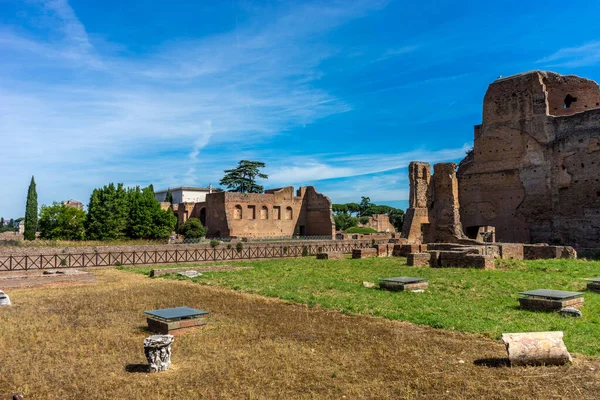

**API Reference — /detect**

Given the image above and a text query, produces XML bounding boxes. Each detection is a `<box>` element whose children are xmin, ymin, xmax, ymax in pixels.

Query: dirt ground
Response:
<box><xmin>0</xmin><ymin>269</ymin><xmax>599</xmax><ymax>399</ymax></box>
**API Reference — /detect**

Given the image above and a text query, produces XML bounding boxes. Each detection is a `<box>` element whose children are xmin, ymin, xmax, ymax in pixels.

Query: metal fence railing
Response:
<box><xmin>0</xmin><ymin>240</ymin><xmax>376</xmax><ymax>271</ymax></box>
<box><xmin>175</xmin><ymin>235</ymin><xmax>334</xmax><ymax>245</ymax></box>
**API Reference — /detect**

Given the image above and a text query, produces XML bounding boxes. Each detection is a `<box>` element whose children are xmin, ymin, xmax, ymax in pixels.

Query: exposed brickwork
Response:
<box><xmin>316</xmin><ymin>251</ymin><xmax>344</xmax><ymax>260</ymax></box>
<box><xmin>519</xmin><ymin>296</ymin><xmax>584</xmax><ymax>311</ymax></box>
<box><xmin>407</xmin><ymin>252</ymin><xmax>431</xmax><ymax>267</ymax></box>
<box><xmin>523</xmin><ymin>244</ymin><xmax>577</xmax><ymax>260</ymax></box>
<box><xmin>458</xmin><ymin>71</ymin><xmax>600</xmax><ymax>249</ymax></box>
<box><xmin>359</xmin><ymin>214</ymin><xmax>396</xmax><ymax>233</ymax></box>
<box><xmin>402</xmin><ymin>162</ymin><xmax>471</xmax><ymax>244</ymax></box>
<box><xmin>352</xmin><ymin>248</ymin><xmax>378</xmax><ymax>259</ymax></box>
<box><xmin>498</xmin><ymin>243</ymin><xmax>525</xmax><ymax>260</ymax></box>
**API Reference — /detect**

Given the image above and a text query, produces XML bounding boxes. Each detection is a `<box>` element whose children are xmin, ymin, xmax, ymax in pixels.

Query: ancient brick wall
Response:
<box><xmin>200</xmin><ymin>186</ymin><xmax>334</xmax><ymax>238</ymax></box>
<box><xmin>458</xmin><ymin>71</ymin><xmax>600</xmax><ymax>248</ymax></box>
<box><xmin>359</xmin><ymin>214</ymin><xmax>396</xmax><ymax>233</ymax></box>
<box><xmin>401</xmin><ymin>162</ymin><xmax>431</xmax><ymax>242</ymax></box>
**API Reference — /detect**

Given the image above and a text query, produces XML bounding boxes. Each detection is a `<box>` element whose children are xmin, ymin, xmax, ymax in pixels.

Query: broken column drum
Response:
<box><xmin>144</xmin><ymin>335</ymin><xmax>174</xmax><ymax>372</ymax></box>
<box><xmin>0</xmin><ymin>291</ymin><xmax>11</xmax><ymax>306</ymax></box>
<box><xmin>502</xmin><ymin>331</ymin><xmax>572</xmax><ymax>366</ymax></box>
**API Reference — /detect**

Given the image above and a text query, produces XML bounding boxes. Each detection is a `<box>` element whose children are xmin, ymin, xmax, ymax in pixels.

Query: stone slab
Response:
<box><xmin>502</xmin><ymin>331</ymin><xmax>572</xmax><ymax>366</ymax></box>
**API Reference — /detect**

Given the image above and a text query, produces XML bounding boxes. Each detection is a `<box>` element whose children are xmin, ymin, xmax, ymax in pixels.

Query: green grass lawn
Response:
<box><xmin>123</xmin><ymin>257</ymin><xmax>600</xmax><ymax>356</ymax></box>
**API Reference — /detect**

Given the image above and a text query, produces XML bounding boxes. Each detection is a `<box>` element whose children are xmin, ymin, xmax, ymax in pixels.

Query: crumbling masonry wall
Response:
<box><xmin>458</xmin><ymin>71</ymin><xmax>600</xmax><ymax>248</ymax></box>
<box><xmin>402</xmin><ymin>162</ymin><xmax>468</xmax><ymax>243</ymax></box>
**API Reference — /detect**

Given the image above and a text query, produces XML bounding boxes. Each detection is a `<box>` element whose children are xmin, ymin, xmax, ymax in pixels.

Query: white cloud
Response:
<box><xmin>0</xmin><ymin>1</ymin><xmax>387</xmax><ymax>216</ymax></box>
<box><xmin>536</xmin><ymin>41</ymin><xmax>600</xmax><ymax>68</ymax></box>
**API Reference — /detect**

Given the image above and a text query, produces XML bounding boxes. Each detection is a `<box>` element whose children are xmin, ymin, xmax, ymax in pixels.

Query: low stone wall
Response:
<box><xmin>523</xmin><ymin>244</ymin><xmax>577</xmax><ymax>260</ymax></box>
<box><xmin>0</xmin><ymin>240</ymin><xmax>379</xmax><ymax>271</ymax></box>
<box><xmin>352</xmin><ymin>248</ymin><xmax>378</xmax><ymax>259</ymax></box>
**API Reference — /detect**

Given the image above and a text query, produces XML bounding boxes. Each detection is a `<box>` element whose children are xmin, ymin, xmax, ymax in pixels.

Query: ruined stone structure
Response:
<box><xmin>162</xmin><ymin>186</ymin><xmax>335</xmax><ymax>239</ymax></box>
<box><xmin>402</xmin><ymin>162</ymin><xmax>469</xmax><ymax>243</ymax></box>
<box><xmin>458</xmin><ymin>71</ymin><xmax>600</xmax><ymax>249</ymax></box>
<box><xmin>62</xmin><ymin>199</ymin><xmax>84</xmax><ymax>210</ymax></box>
<box><xmin>358</xmin><ymin>214</ymin><xmax>396</xmax><ymax>233</ymax></box>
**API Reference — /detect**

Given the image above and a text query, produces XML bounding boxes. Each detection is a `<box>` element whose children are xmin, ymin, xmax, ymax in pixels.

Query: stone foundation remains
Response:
<box><xmin>352</xmin><ymin>248</ymin><xmax>378</xmax><ymax>259</ymax></box>
<box><xmin>502</xmin><ymin>331</ymin><xmax>572</xmax><ymax>366</ymax></box>
<box><xmin>144</xmin><ymin>335</ymin><xmax>174</xmax><ymax>372</ymax></box>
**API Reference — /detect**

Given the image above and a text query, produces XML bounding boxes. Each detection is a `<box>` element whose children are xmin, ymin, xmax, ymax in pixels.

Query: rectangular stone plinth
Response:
<box><xmin>147</xmin><ymin>316</ymin><xmax>208</xmax><ymax>334</ymax></box>
<box><xmin>407</xmin><ymin>252</ymin><xmax>431</xmax><ymax>267</ymax></box>
<box><xmin>352</xmin><ymin>248</ymin><xmax>378</xmax><ymax>259</ymax></box>
<box><xmin>316</xmin><ymin>251</ymin><xmax>344</xmax><ymax>260</ymax></box>
<box><xmin>587</xmin><ymin>282</ymin><xmax>600</xmax><ymax>293</ymax></box>
<box><xmin>374</xmin><ymin>244</ymin><xmax>392</xmax><ymax>257</ymax></box>
<box><xmin>393</xmin><ymin>244</ymin><xmax>421</xmax><ymax>257</ymax></box>
<box><xmin>379</xmin><ymin>281</ymin><xmax>428</xmax><ymax>292</ymax></box>
<box><xmin>519</xmin><ymin>297</ymin><xmax>584</xmax><ymax>311</ymax></box>
<box><xmin>436</xmin><ymin>252</ymin><xmax>494</xmax><ymax>269</ymax></box>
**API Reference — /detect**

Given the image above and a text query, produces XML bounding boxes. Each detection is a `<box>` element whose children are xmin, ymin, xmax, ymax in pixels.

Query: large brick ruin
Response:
<box><xmin>404</xmin><ymin>71</ymin><xmax>599</xmax><ymax>252</ymax></box>
<box><xmin>458</xmin><ymin>71</ymin><xmax>600</xmax><ymax>249</ymax></box>
<box><xmin>163</xmin><ymin>186</ymin><xmax>335</xmax><ymax>239</ymax></box>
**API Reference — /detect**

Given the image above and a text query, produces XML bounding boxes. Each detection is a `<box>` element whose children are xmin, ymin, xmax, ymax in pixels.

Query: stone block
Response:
<box><xmin>587</xmin><ymin>282</ymin><xmax>600</xmax><ymax>293</ymax></box>
<box><xmin>352</xmin><ymin>248</ymin><xmax>378</xmax><ymax>259</ymax></box>
<box><xmin>438</xmin><ymin>252</ymin><xmax>494</xmax><ymax>269</ymax></box>
<box><xmin>502</xmin><ymin>331</ymin><xmax>572</xmax><ymax>366</ymax></box>
<box><xmin>519</xmin><ymin>296</ymin><xmax>583</xmax><ymax>311</ymax></box>
<box><xmin>498</xmin><ymin>243</ymin><xmax>524</xmax><ymax>260</ymax></box>
<box><xmin>316</xmin><ymin>251</ymin><xmax>344</xmax><ymax>260</ymax></box>
<box><xmin>523</xmin><ymin>245</ymin><xmax>577</xmax><ymax>260</ymax></box>
<box><xmin>147</xmin><ymin>315</ymin><xmax>209</xmax><ymax>335</ymax></box>
<box><xmin>379</xmin><ymin>281</ymin><xmax>428</xmax><ymax>292</ymax></box>
<box><xmin>373</xmin><ymin>244</ymin><xmax>392</xmax><ymax>257</ymax></box>
<box><xmin>393</xmin><ymin>244</ymin><xmax>420</xmax><ymax>257</ymax></box>
<box><xmin>407</xmin><ymin>252</ymin><xmax>431</xmax><ymax>267</ymax></box>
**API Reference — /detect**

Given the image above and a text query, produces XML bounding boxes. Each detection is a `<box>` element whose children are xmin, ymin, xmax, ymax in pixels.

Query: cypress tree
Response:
<box><xmin>23</xmin><ymin>176</ymin><xmax>38</xmax><ymax>240</ymax></box>
<box><xmin>165</xmin><ymin>188</ymin><xmax>173</xmax><ymax>204</ymax></box>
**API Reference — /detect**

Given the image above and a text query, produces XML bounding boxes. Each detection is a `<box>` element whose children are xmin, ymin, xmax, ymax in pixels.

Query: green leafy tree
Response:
<box><xmin>332</xmin><ymin>204</ymin><xmax>349</xmax><ymax>215</ymax></box>
<box><xmin>359</xmin><ymin>196</ymin><xmax>373</xmax><ymax>216</ymax></box>
<box><xmin>38</xmin><ymin>202</ymin><xmax>86</xmax><ymax>240</ymax></box>
<box><xmin>85</xmin><ymin>183</ymin><xmax>129</xmax><ymax>240</ymax></box>
<box><xmin>388</xmin><ymin>208</ymin><xmax>405</xmax><ymax>231</ymax></box>
<box><xmin>179</xmin><ymin>218</ymin><xmax>207</xmax><ymax>239</ymax></box>
<box><xmin>165</xmin><ymin>189</ymin><xmax>174</xmax><ymax>203</ymax></box>
<box><xmin>23</xmin><ymin>176</ymin><xmax>38</xmax><ymax>240</ymax></box>
<box><xmin>346</xmin><ymin>203</ymin><xmax>360</xmax><ymax>216</ymax></box>
<box><xmin>220</xmin><ymin>160</ymin><xmax>268</xmax><ymax>193</ymax></box>
<box><xmin>128</xmin><ymin>186</ymin><xmax>176</xmax><ymax>239</ymax></box>
<box><xmin>334</xmin><ymin>214</ymin><xmax>358</xmax><ymax>231</ymax></box>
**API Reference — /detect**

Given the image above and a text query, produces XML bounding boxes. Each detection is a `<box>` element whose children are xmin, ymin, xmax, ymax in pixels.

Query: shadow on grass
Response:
<box><xmin>474</xmin><ymin>358</ymin><xmax>510</xmax><ymax>368</ymax></box>
<box><xmin>136</xmin><ymin>326</ymin><xmax>153</xmax><ymax>334</ymax></box>
<box><xmin>125</xmin><ymin>364</ymin><xmax>150</xmax><ymax>373</ymax></box>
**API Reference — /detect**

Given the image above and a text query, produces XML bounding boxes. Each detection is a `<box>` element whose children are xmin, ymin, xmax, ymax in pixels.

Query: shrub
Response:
<box><xmin>179</xmin><ymin>218</ymin><xmax>207</xmax><ymax>239</ymax></box>
<box><xmin>344</xmin><ymin>227</ymin><xmax>378</xmax><ymax>234</ymax></box>
<box><xmin>39</xmin><ymin>202</ymin><xmax>86</xmax><ymax>240</ymax></box>
<box><xmin>302</xmin><ymin>246</ymin><xmax>308</xmax><ymax>257</ymax></box>
<box><xmin>226</xmin><ymin>244</ymin><xmax>232</xmax><ymax>249</ymax></box>
<box><xmin>210</xmin><ymin>239</ymin><xmax>220</xmax><ymax>248</ymax></box>
<box><xmin>358</xmin><ymin>216</ymin><xmax>370</xmax><ymax>225</ymax></box>
<box><xmin>236</xmin><ymin>242</ymin><xmax>244</xmax><ymax>252</ymax></box>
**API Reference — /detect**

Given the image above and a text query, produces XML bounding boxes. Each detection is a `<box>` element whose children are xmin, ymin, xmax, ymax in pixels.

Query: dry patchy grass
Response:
<box><xmin>1</xmin><ymin>269</ymin><xmax>599</xmax><ymax>399</ymax></box>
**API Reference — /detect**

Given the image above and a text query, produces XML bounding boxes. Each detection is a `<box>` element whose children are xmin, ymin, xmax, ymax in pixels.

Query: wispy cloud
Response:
<box><xmin>536</xmin><ymin>41</ymin><xmax>600</xmax><ymax>68</ymax></box>
<box><xmin>267</xmin><ymin>144</ymin><xmax>471</xmax><ymax>185</ymax></box>
<box><xmin>1</xmin><ymin>1</ymin><xmax>387</xmax><ymax>215</ymax></box>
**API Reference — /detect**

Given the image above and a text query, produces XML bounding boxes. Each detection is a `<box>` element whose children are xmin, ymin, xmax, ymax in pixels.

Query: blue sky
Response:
<box><xmin>2</xmin><ymin>0</ymin><xmax>600</xmax><ymax>218</ymax></box>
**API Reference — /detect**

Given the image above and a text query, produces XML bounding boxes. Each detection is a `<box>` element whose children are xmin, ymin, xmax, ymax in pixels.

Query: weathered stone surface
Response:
<box><xmin>144</xmin><ymin>335</ymin><xmax>174</xmax><ymax>372</ymax></box>
<box><xmin>316</xmin><ymin>251</ymin><xmax>344</xmax><ymax>260</ymax></box>
<box><xmin>0</xmin><ymin>290</ymin><xmax>11</xmax><ymax>306</ymax></box>
<box><xmin>498</xmin><ymin>243</ymin><xmax>525</xmax><ymax>260</ymax></box>
<box><xmin>438</xmin><ymin>252</ymin><xmax>495</xmax><ymax>269</ymax></box>
<box><xmin>458</xmin><ymin>71</ymin><xmax>600</xmax><ymax>250</ymax></box>
<box><xmin>393</xmin><ymin>244</ymin><xmax>421</xmax><ymax>257</ymax></box>
<box><xmin>407</xmin><ymin>252</ymin><xmax>431</xmax><ymax>267</ymax></box>
<box><xmin>519</xmin><ymin>296</ymin><xmax>584</xmax><ymax>311</ymax></box>
<box><xmin>362</xmin><ymin>281</ymin><xmax>375</xmax><ymax>288</ymax></box>
<box><xmin>352</xmin><ymin>248</ymin><xmax>377</xmax><ymax>259</ymax></box>
<box><xmin>379</xmin><ymin>281</ymin><xmax>428</xmax><ymax>292</ymax></box>
<box><xmin>524</xmin><ymin>244</ymin><xmax>578</xmax><ymax>260</ymax></box>
<box><xmin>502</xmin><ymin>331</ymin><xmax>572</xmax><ymax>366</ymax></box>
<box><xmin>373</xmin><ymin>244</ymin><xmax>391</xmax><ymax>257</ymax></box>
<box><xmin>178</xmin><ymin>271</ymin><xmax>202</xmax><ymax>278</ymax></box>
<box><xmin>358</xmin><ymin>214</ymin><xmax>396</xmax><ymax>233</ymax></box>
<box><xmin>402</xmin><ymin>162</ymin><xmax>472</xmax><ymax>244</ymax></box>
<box><xmin>558</xmin><ymin>306</ymin><xmax>582</xmax><ymax>318</ymax></box>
